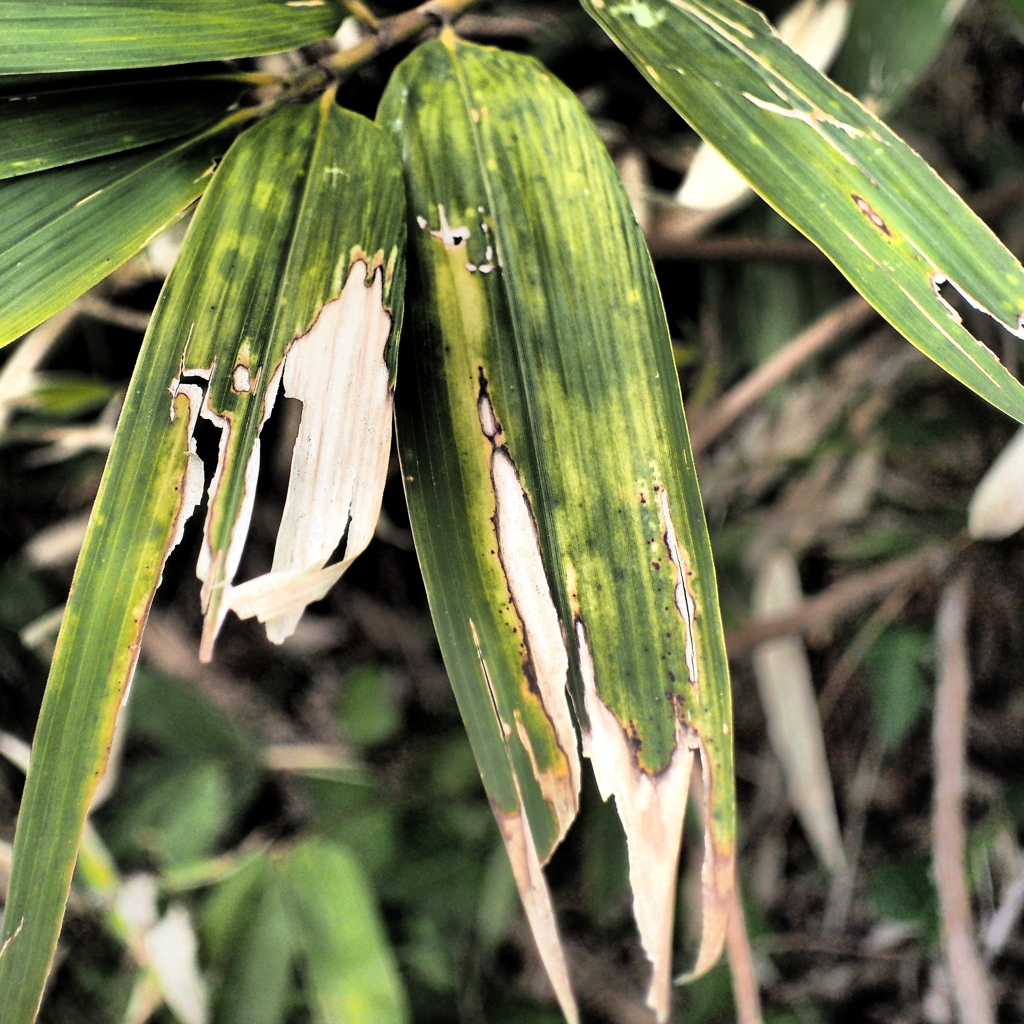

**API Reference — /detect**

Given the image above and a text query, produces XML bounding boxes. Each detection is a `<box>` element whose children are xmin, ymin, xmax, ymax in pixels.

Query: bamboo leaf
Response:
<box><xmin>0</xmin><ymin>0</ymin><xmax>341</xmax><ymax>74</ymax></box>
<box><xmin>831</xmin><ymin>0</ymin><xmax>969</xmax><ymax>114</ymax></box>
<box><xmin>167</xmin><ymin>97</ymin><xmax>406</xmax><ymax>657</ymax></box>
<box><xmin>585</xmin><ymin>0</ymin><xmax>1024</xmax><ymax>425</ymax></box>
<box><xmin>0</xmin><ymin>68</ymin><xmax>246</xmax><ymax>180</ymax></box>
<box><xmin>283</xmin><ymin>840</ymin><xmax>409</xmax><ymax>1024</ymax></box>
<box><xmin>211</xmin><ymin>863</ymin><xmax>297</xmax><ymax>1024</ymax></box>
<box><xmin>0</xmin><ymin>121</ymin><xmax>241</xmax><ymax>352</ymax></box>
<box><xmin>676</xmin><ymin>0</ymin><xmax>850</xmax><ymax>211</ymax></box>
<box><xmin>379</xmin><ymin>35</ymin><xmax>735</xmax><ymax>1023</ymax></box>
<box><xmin>0</xmin><ymin>96</ymin><xmax>405</xmax><ymax>1024</ymax></box>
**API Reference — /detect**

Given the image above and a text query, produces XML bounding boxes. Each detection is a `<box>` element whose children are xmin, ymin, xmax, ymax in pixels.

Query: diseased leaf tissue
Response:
<box><xmin>151</xmin><ymin>92</ymin><xmax>406</xmax><ymax>664</ymax></box>
<box><xmin>380</xmin><ymin>35</ymin><xmax>735</xmax><ymax>1023</ymax></box>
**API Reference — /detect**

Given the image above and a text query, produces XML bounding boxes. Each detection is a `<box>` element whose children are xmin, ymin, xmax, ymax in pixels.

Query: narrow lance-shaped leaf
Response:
<box><xmin>585</xmin><ymin>0</ymin><xmax>1024</xmax><ymax>426</ymax></box>
<box><xmin>0</xmin><ymin>96</ymin><xmax>405</xmax><ymax>1024</ymax></box>
<box><xmin>831</xmin><ymin>0</ymin><xmax>969</xmax><ymax>115</ymax></box>
<box><xmin>0</xmin><ymin>116</ymin><xmax>246</xmax><ymax>352</ymax></box>
<box><xmin>283</xmin><ymin>840</ymin><xmax>409</xmax><ymax>1024</ymax></box>
<box><xmin>0</xmin><ymin>67</ymin><xmax>251</xmax><ymax>180</ymax></box>
<box><xmin>380</xmin><ymin>35</ymin><xmax>735</xmax><ymax>1023</ymax></box>
<box><xmin>0</xmin><ymin>0</ymin><xmax>341</xmax><ymax>74</ymax></box>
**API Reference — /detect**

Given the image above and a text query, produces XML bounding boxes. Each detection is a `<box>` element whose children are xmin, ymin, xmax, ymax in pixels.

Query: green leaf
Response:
<box><xmin>832</xmin><ymin>0</ymin><xmax>968</xmax><ymax>114</ymax></box>
<box><xmin>0</xmin><ymin>68</ymin><xmax>247</xmax><ymax>179</ymax></box>
<box><xmin>0</xmin><ymin>0</ymin><xmax>341</xmax><ymax>73</ymax></box>
<box><xmin>116</xmin><ymin>758</ymin><xmax>233</xmax><ymax>867</ymax></box>
<box><xmin>214</xmin><ymin>871</ymin><xmax>297</xmax><ymax>1024</ymax></box>
<box><xmin>585</xmin><ymin>0</ymin><xmax>1024</xmax><ymax>426</ymax></box>
<box><xmin>865</xmin><ymin>627</ymin><xmax>931</xmax><ymax>751</ymax></box>
<box><xmin>283</xmin><ymin>839</ymin><xmax>409</xmax><ymax>1024</ymax></box>
<box><xmin>337</xmin><ymin>665</ymin><xmax>403</xmax><ymax>747</ymax></box>
<box><xmin>0</xmin><ymin>119</ymin><xmax>239</xmax><ymax>352</ymax></box>
<box><xmin>380</xmin><ymin>35</ymin><xmax>735</xmax><ymax>1023</ymax></box>
<box><xmin>130</xmin><ymin>667</ymin><xmax>259</xmax><ymax>767</ymax></box>
<box><xmin>0</xmin><ymin>96</ymin><xmax>405</xmax><ymax>1024</ymax></box>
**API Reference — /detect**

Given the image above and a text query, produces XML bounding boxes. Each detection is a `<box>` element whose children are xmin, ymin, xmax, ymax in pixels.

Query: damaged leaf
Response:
<box><xmin>379</xmin><ymin>34</ymin><xmax>734</xmax><ymax>1023</ymax></box>
<box><xmin>154</xmin><ymin>90</ymin><xmax>405</xmax><ymax>658</ymax></box>
<box><xmin>0</xmin><ymin>94</ymin><xmax>404</xmax><ymax>1024</ymax></box>
<box><xmin>585</xmin><ymin>0</ymin><xmax>1024</xmax><ymax>426</ymax></box>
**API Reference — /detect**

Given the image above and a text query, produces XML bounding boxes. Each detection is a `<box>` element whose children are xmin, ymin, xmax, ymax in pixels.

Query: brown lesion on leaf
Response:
<box><xmin>851</xmin><ymin>193</ymin><xmax>892</xmax><ymax>237</ymax></box>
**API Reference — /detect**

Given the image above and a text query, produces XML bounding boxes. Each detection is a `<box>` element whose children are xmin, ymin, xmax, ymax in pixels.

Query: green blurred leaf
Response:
<box><xmin>832</xmin><ymin>0</ymin><xmax>969</xmax><ymax>114</ymax></box>
<box><xmin>19</xmin><ymin>376</ymin><xmax>113</xmax><ymax>418</ymax></box>
<box><xmin>201</xmin><ymin>852</ymin><xmax>271</xmax><ymax>965</ymax></box>
<box><xmin>0</xmin><ymin>69</ymin><xmax>245</xmax><ymax>179</ymax></box>
<box><xmin>476</xmin><ymin>842</ymin><xmax>518</xmax><ymax>952</ymax></box>
<box><xmin>215</xmin><ymin>873</ymin><xmax>297</xmax><ymax>1024</ymax></box>
<box><xmin>337</xmin><ymin>665</ymin><xmax>403</xmax><ymax>747</ymax></box>
<box><xmin>110</xmin><ymin>758</ymin><xmax>232</xmax><ymax>867</ymax></box>
<box><xmin>304</xmin><ymin>775</ymin><xmax>398</xmax><ymax>879</ymax></box>
<box><xmin>1003</xmin><ymin>0</ymin><xmax>1024</xmax><ymax>22</ymax></box>
<box><xmin>0</xmin><ymin>1</ymin><xmax>342</xmax><ymax>73</ymax></box>
<box><xmin>864</xmin><ymin>627</ymin><xmax>932</xmax><ymax>751</ymax></box>
<box><xmin>0</xmin><ymin>560</ymin><xmax>49</xmax><ymax>631</ymax></box>
<box><xmin>283</xmin><ymin>839</ymin><xmax>409</xmax><ymax>1024</ymax></box>
<box><xmin>586</xmin><ymin>0</ymin><xmax>1024</xmax><ymax>425</ymax></box>
<box><xmin>869</xmin><ymin>856</ymin><xmax>938</xmax><ymax>940</ymax></box>
<box><xmin>130</xmin><ymin>667</ymin><xmax>259</xmax><ymax>766</ymax></box>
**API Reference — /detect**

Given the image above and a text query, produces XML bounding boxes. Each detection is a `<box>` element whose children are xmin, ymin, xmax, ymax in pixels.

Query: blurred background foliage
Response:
<box><xmin>5</xmin><ymin>0</ymin><xmax>1024</xmax><ymax>1021</ymax></box>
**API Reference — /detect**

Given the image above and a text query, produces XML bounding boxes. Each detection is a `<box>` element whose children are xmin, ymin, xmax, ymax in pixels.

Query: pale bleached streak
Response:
<box><xmin>479</xmin><ymin>387</ymin><xmax>580</xmax><ymax>840</ymax></box>
<box><xmin>659</xmin><ymin>487</ymin><xmax>699</xmax><ymax>688</ymax></box>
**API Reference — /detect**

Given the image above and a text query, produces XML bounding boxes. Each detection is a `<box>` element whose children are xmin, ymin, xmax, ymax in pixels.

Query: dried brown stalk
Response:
<box><xmin>933</xmin><ymin>572</ymin><xmax>995</xmax><ymax>1024</ymax></box>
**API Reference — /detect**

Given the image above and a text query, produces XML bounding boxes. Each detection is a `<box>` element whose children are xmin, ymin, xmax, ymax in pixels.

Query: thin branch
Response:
<box><xmin>689</xmin><ymin>294</ymin><xmax>875</xmax><ymax>456</ymax></box>
<box><xmin>649</xmin><ymin>234</ymin><xmax>826</xmax><ymax>263</ymax></box>
<box><xmin>933</xmin><ymin>572</ymin><xmax>995</xmax><ymax>1024</ymax></box>
<box><xmin>320</xmin><ymin>0</ymin><xmax>484</xmax><ymax>77</ymax></box>
<box><xmin>725</xmin><ymin>545</ymin><xmax>949</xmax><ymax>659</ymax></box>
<box><xmin>982</xmin><ymin>864</ymin><xmax>1024</xmax><ymax>964</ymax></box>
<box><xmin>79</xmin><ymin>296</ymin><xmax>152</xmax><ymax>333</ymax></box>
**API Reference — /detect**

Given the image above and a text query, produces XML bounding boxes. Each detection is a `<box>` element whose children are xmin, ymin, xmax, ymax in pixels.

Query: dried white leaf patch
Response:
<box><xmin>190</xmin><ymin>359</ymin><xmax>283</xmax><ymax>660</ymax></box>
<box><xmin>575</xmin><ymin>619</ymin><xmax>696</xmax><ymax>1024</ymax></box>
<box><xmin>477</xmin><ymin>371</ymin><xmax>580</xmax><ymax>839</ymax></box>
<box><xmin>494</xmin><ymin>792</ymin><xmax>580</xmax><ymax>1024</ymax></box>
<box><xmin>226</xmin><ymin>260</ymin><xmax>394</xmax><ymax>642</ymax></box>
